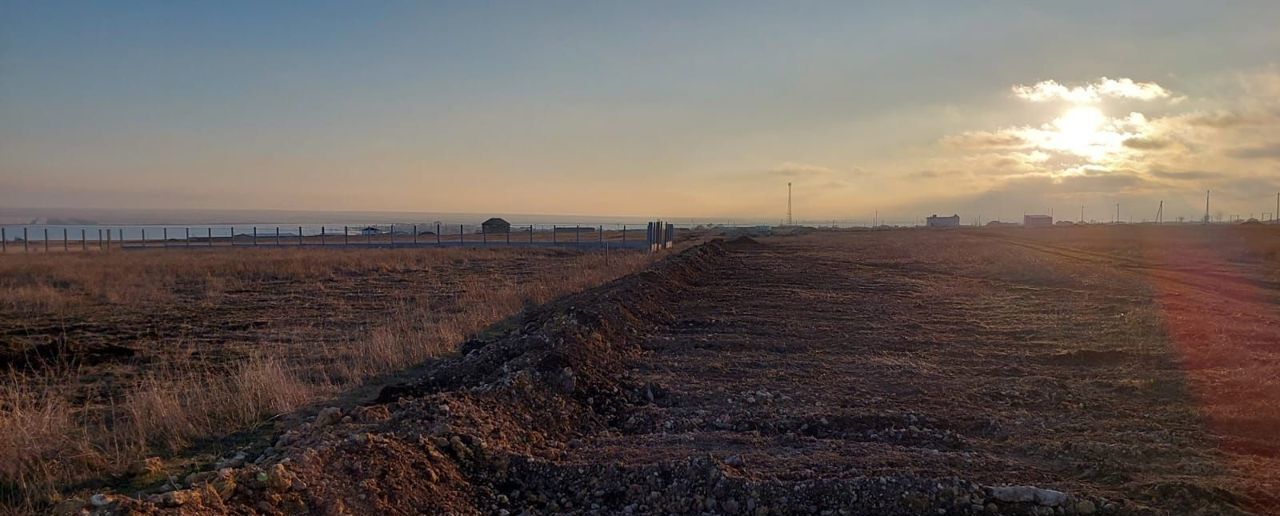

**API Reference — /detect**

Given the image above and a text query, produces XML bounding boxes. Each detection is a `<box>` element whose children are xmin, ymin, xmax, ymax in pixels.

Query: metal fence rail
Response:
<box><xmin>1</xmin><ymin>222</ymin><xmax>678</xmax><ymax>255</ymax></box>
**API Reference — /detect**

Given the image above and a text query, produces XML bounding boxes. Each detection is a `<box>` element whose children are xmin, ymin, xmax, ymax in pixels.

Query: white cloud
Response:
<box><xmin>1012</xmin><ymin>77</ymin><xmax>1172</xmax><ymax>103</ymax></box>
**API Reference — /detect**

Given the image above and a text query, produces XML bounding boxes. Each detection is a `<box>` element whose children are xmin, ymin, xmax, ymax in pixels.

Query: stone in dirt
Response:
<box><xmin>315</xmin><ymin>406</ymin><xmax>343</xmax><ymax>427</ymax></box>
<box><xmin>989</xmin><ymin>485</ymin><xmax>1069</xmax><ymax>506</ymax></box>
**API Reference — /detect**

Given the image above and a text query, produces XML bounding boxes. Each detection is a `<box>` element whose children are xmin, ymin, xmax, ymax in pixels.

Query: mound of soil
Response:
<box><xmin>114</xmin><ymin>243</ymin><xmax>740</xmax><ymax>514</ymax></box>
<box><xmin>723</xmin><ymin>235</ymin><xmax>765</xmax><ymax>249</ymax></box>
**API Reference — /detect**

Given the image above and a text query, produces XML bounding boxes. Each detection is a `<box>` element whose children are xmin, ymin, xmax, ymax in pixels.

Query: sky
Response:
<box><xmin>3</xmin><ymin>1</ymin><xmax>1280</xmax><ymax>223</ymax></box>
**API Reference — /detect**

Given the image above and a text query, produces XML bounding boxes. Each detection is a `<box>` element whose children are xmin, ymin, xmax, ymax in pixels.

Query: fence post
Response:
<box><xmin>140</xmin><ymin>228</ymin><xmax>145</xmax><ymax>249</ymax></box>
<box><xmin>321</xmin><ymin>226</ymin><xmax>326</xmax><ymax>246</ymax></box>
<box><xmin>344</xmin><ymin>226</ymin><xmax>349</xmax><ymax>246</ymax></box>
<box><xmin>459</xmin><ymin>224</ymin><xmax>463</xmax><ymax>245</ymax></box>
<box><xmin>117</xmin><ymin>229</ymin><xmax>123</xmax><ymax>249</ymax></box>
<box><xmin>230</xmin><ymin>226</ymin><xmax>235</xmax><ymax>247</ymax></box>
<box><xmin>622</xmin><ymin>224</ymin><xmax>626</xmax><ymax>246</ymax></box>
<box><xmin>82</xmin><ymin>229</ymin><xmax>87</xmax><ymax>251</ymax></box>
<box><xmin>436</xmin><ymin>223</ymin><xmax>441</xmax><ymax>245</ymax></box>
<box><xmin>575</xmin><ymin>225</ymin><xmax>580</xmax><ymax>248</ymax></box>
<box><xmin>298</xmin><ymin>226</ymin><xmax>304</xmax><ymax>246</ymax></box>
<box><xmin>1</xmin><ymin>227</ymin><xmax>5</xmax><ymax>253</ymax></box>
<box><xmin>598</xmin><ymin>225</ymin><xmax>603</xmax><ymax>246</ymax></box>
<box><xmin>413</xmin><ymin>225</ymin><xmax>418</xmax><ymax>245</ymax></box>
<box><xmin>208</xmin><ymin>228</ymin><xmax>213</xmax><ymax>247</ymax></box>
<box><xmin>185</xmin><ymin>227</ymin><xmax>190</xmax><ymax>247</ymax></box>
<box><xmin>163</xmin><ymin>227</ymin><xmax>168</xmax><ymax>249</ymax></box>
<box><xmin>44</xmin><ymin>228</ymin><xmax>49</xmax><ymax>252</ymax></box>
<box><xmin>276</xmin><ymin>227</ymin><xmax>281</xmax><ymax>246</ymax></box>
<box><xmin>24</xmin><ymin>228</ymin><xmax>29</xmax><ymax>253</ymax></box>
<box><xmin>530</xmin><ymin>224</ymin><xmax>534</xmax><ymax>245</ymax></box>
<box><xmin>390</xmin><ymin>224</ymin><xmax>395</xmax><ymax>246</ymax></box>
<box><xmin>552</xmin><ymin>226</ymin><xmax>557</xmax><ymax>245</ymax></box>
<box><xmin>64</xmin><ymin>228</ymin><xmax>69</xmax><ymax>252</ymax></box>
<box><xmin>254</xmin><ymin>227</ymin><xmax>258</xmax><ymax>246</ymax></box>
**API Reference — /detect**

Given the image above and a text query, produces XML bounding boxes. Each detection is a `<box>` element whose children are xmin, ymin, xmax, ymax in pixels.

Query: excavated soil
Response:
<box><xmin>102</xmin><ymin>228</ymin><xmax>1277</xmax><ymax>515</ymax></box>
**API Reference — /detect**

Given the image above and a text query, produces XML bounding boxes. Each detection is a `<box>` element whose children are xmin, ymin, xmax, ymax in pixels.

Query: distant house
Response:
<box><xmin>926</xmin><ymin>214</ymin><xmax>960</xmax><ymax>228</ymax></box>
<box><xmin>481</xmin><ymin>217</ymin><xmax>511</xmax><ymax>234</ymax></box>
<box><xmin>359</xmin><ymin>226</ymin><xmax>380</xmax><ymax>236</ymax></box>
<box><xmin>1023</xmin><ymin>215</ymin><xmax>1053</xmax><ymax>227</ymax></box>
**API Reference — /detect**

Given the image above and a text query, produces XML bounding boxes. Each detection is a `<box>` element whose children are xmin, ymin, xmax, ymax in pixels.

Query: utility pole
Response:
<box><xmin>1204</xmin><ymin>190</ymin><xmax>1211</xmax><ymax>224</ymax></box>
<box><xmin>786</xmin><ymin>182</ymin><xmax>793</xmax><ymax>226</ymax></box>
<box><xmin>1156</xmin><ymin>200</ymin><xmax>1163</xmax><ymax>224</ymax></box>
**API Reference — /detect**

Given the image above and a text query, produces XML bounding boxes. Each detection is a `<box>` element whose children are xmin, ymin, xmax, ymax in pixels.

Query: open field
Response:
<box><xmin>0</xmin><ymin>247</ymin><xmax>655</xmax><ymax>511</ymax></box>
<box><xmin>17</xmin><ymin>225</ymin><xmax>1280</xmax><ymax>515</ymax></box>
<box><xmin>0</xmin><ymin>227</ymin><xmax>654</xmax><ymax>254</ymax></box>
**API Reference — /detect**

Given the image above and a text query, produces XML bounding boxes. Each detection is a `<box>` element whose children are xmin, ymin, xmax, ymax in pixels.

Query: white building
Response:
<box><xmin>926</xmin><ymin>214</ymin><xmax>960</xmax><ymax>228</ymax></box>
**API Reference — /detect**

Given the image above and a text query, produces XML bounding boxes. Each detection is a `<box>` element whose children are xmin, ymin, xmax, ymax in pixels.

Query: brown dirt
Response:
<box><xmin>95</xmin><ymin>227</ymin><xmax>1278</xmax><ymax>515</ymax></box>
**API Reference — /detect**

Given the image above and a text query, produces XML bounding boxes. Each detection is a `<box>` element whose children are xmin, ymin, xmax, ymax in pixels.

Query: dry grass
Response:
<box><xmin>0</xmin><ymin>247</ymin><xmax>653</xmax><ymax>510</ymax></box>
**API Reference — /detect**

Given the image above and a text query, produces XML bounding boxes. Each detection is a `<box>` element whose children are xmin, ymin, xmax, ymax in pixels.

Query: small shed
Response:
<box><xmin>926</xmin><ymin>214</ymin><xmax>960</xmax><ymax>228</ymax></box>
<box><xmin>481</xmin><ymin>217</ymin><xmax>511</xmax><ymax>234</ymax></box>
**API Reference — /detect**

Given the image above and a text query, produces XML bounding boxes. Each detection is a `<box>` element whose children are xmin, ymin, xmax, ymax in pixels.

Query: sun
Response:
<box><xmin>1033</xmin><ymin>105</ymin><xmax>1134</xmax><ymax>164</ymax></box>
<box><xmin>1053</xmin><ymin>106</ymin><xmax>1106</xmax><ymax>152</ymax></box>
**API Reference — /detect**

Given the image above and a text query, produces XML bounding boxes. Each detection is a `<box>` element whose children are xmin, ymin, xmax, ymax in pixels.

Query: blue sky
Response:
<box><xmin>3</xmin><ymin>1</ymin><xmax>1279</xmax><ymax>221</ymax></box>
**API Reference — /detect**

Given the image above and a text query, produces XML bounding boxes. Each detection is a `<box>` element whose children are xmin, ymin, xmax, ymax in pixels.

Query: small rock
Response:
<box><xmin>725</xmin><ymin>455</ymin><xmax>746</xmax><ymax>467</ymax></box>
<box><xmin>1075</xmin><ymin>500</ymin><xmax>1097</xmax><ymax>514</ymax></box>
<box><xmin>267</xmin><ymin>463</ymin><xmax>293</xmax><ymax>492</ymax></box>
<box><xmin>216</xmin><ymin>451</ymin><xmax>247</xmax><ymax>469</ymax></box>
<box><xmin>555</xmin><ymin>367</ymin><xmax>577</xmax><ymax>393</ymax></box>
<box><xmin>1034</xmin><ymin>489</ymin><xmax>1068</xmax><ymax>507</ymax></box>
<box><xmin>315</xmin><ymin>407</ymin><xmax>343</xmax><ymax>427</ymax></box>
<box><xmin>89</xmin><ymin>493</ymin><xmax>111</xmax><ymax>507</ymax></box>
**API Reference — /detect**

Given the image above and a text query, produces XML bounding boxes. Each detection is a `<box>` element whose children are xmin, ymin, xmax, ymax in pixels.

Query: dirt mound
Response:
<box><xmin>723</xmin><ymin>235</ymin><xmax>765</xmax><ymax>249</ymax></box>
<box><xmin>114</xmin><ymin>242</ymin><xmax>733</xmax><ymax>514</ymax></box>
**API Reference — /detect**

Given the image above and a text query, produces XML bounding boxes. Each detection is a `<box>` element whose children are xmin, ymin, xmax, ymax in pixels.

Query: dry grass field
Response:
<box><xmin>9</xmin><ymin>225</ymin><xmax>1280</xmax><ymax>515</ymax></box>
<box><xmin>0</xmin><ymin>247</ymin><xmax>654</xmax><ymax>511</ymax></box>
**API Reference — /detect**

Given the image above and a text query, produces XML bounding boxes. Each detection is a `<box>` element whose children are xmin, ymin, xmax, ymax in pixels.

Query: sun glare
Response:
<box><xmin>1033</xmin><ymin>105</ymin><xmax>1131</xmax><ymax>164</ymax></box>
<box><xmin>1054</xmin><ymin>106</ymin><xmax>1106</xmax><ymax>149</ymax></box>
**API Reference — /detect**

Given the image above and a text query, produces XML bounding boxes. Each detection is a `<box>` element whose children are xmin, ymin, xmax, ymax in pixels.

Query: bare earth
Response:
<box><xmin>104</xmin><ymin>227</ymin><xmax>1278</xmax><ymax>515</ymax></box>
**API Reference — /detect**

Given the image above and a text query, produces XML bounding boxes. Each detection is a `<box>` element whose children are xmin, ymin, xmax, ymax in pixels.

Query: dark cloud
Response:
<box><xmin>1122</xmin><ymin>137</ymin><xmax>1173</xmax><ymax>150</ymax></box>
<box><xmin>1227</xmin><ymin>143</ymin><xmax>1280</xmax><ymax>160</ymax></box>
<box><xmin>941</xmin><ymin>131</ymin><xmax>1027</xmax><ymax>149</ymax></box>
<box><xmin>1183</xmin><ymin>111</ymin><xmax>1262</xmax><ymax>128</ymax></box>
